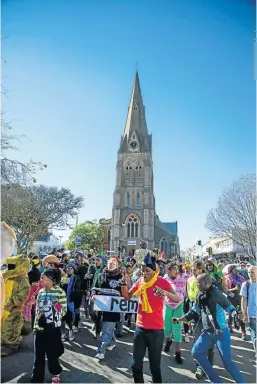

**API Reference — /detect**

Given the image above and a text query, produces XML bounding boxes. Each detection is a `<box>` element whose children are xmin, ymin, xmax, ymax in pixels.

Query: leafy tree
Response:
<box><xmin>66</xmin><ymin>221</ymin><xmax>104</xmax><ymax>252</ymax></box>
<box><xmin>1</xmin><ymin>184</ymin><xmax>84</xmax><ymax>252</ymax></box>
<box><xmin>205</xmin><ymin>173</ymin><xmax>256</xmax><ymax>260</ymax></box>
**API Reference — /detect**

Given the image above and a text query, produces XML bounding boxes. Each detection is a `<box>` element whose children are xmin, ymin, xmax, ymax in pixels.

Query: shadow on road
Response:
<box><xmin>1</xmin><ymin>319</ymin><xmax>256</xmax><ymax>383</ymax></box>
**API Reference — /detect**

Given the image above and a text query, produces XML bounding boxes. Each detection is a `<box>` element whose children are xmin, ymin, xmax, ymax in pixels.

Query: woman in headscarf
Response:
<box><xmin>93</xmin><ymin>256</ymin><xmax>124</xmax><ymax>360</ymax></box>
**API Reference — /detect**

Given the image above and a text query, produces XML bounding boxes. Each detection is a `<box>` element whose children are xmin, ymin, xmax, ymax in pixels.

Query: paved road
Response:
<box><xmin>2</xmin><ymin>318</ymin><xmax>256</xmax><ymax>383</ymax></box>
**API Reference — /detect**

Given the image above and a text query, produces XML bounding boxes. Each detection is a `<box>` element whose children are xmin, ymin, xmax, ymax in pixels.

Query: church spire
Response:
<box><xmin>119</xmin><ymin>71</ymin><xmax>151</xmax><ymax>153</ymax></box>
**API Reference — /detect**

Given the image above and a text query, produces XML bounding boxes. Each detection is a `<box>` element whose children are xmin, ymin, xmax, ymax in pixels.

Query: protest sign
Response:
<box><xmin>93</xmin><ymin>295</ymin><xmax>138</xmax><ymax>313</ymax></box>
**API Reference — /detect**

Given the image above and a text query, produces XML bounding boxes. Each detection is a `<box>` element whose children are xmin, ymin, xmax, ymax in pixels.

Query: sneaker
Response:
<box><xmin>184</xmin><ymin>333</ymin><xmax>190</xmax><ymax>343</ymax></box>
<box><xmin>68</xmin><ymin>330</ymin><xmax>74</xmax><ymax>341</ymax></box>
<box><xmin>51</xmin><ymin>375</ymin><xmax>60</xmax><ymax>384</ymax></box>
<box><xmin>73</xmin><ymin>326</ymin><xmax>79</xmax><ymax>333</ymax></box>
<box><xmin>175</xmin><ymin>351</ymin><xmax>183</xmax><ymax>364</ymax></box>
<box><xmin>164</xmin><ymin>339</ymin><xmax>172</xmax><ymax>353</ymax></box>
<box><xmin>242</xmin><ymin>333</ymin><xmax>247</xmax><ymax>341</ymax></box>
<box><xmin>106</xmin><ymin>344</ymin><xmax>116</xmax><ymax>351</ymax></box>
<box><xmin>95</xmin><ymin>352</ymin><xmax>105</xmax><ymax>360</ymax></box>
<box><xmin>61</xmin><ymin>334</ymin><xmax>66</xmax><ymax>342</ymax></box>
<box><xmin>195</xmin><ymin>367</ymin><xmax>205</xmax><ymax>380</ymax></box>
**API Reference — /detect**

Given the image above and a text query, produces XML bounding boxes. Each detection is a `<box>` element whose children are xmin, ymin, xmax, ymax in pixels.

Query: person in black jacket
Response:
<box><xmin>28</xmin><ymin>258</ymin><xmax>41</xmax><ymax>284</ymax></box>
<box><xmin>75</xmin><ymin>253</ymin><xmax>90</xmax><ymax>319</ymax></box>
<box><xmin>60</xmin><ymin>263</ymin><xmax>82</xmax><ymax>341</ymax></box>
<box><xmin>173</xmin><ymin>273</ymin><xmax>246</xmax><ymax>384</ymax></box>
<box><xmin>93</xmin><ymin>257</ymin><xmax>125</xmax><ymax>360</ymax></box>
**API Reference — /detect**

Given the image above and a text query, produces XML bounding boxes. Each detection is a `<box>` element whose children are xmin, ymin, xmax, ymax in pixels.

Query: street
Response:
<box><xmin>2</xmin><ymin>318</ymin><xmax>256</xmax><ymax>383</ymax></box>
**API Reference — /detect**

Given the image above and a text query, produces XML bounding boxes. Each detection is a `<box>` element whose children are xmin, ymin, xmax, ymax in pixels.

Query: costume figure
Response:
<box><xmin>1</xmin><ymin>254</ymin><xmax>30</xmax><ymax>356</ymax></box>
<box><xmin>1</xmin><ymin>222</ymin><xmax>17</xmax><ymax>321</ymax></box>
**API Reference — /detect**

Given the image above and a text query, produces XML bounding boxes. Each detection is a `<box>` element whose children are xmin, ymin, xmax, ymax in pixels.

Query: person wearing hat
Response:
<box><xmin>206</xmin><ymin>257</ymin><xmax>231</xmax><ymax>296</ymax></box>
<box><xmin>31</xmin><ymin>268</ymin><xmax>67</xmax><ymax>384</ymax></box>
<box><xmin>86</xmin><ymin>254</ymin><xmax>107</xmax><ymax>339</ymax></box>
<box><xmin>122</xmin><ymin>253</ymin><xmax>180</xmax><ymax>383</ymax></box>
<box><xmin>94</xmin><ymin>256</ymin><xmax>124</xmax><ymax>360</ymax></box>
<box><xmin>238</xmin><ymin>262</ymin><xmax>249</xmax><ymax>281</ymax></box>
<box><xmin>173</xmin><ymin>273</ymin><xmax>246</xmax><ymax>384</ymax></box>
<box><xmin>60</xmin><ymin>263</ymin><xmax>82</xmax><ymax>341</ymax></box>
<box><xmin>28</xmin><ymin>257</ymin><xmax>41</xmax><ymax>285</ymax></box>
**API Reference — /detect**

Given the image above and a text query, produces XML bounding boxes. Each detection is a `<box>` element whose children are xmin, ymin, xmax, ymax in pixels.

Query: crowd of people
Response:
<box><xmin>1</xmin><ymin>239</ymin><xmax>256</xmax><ymax>384</ymax></box>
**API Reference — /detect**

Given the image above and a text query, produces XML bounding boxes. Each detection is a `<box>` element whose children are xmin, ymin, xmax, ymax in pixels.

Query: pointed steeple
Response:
<box><xmin>119</xmin><ymin>71</ymin><xmax>151</xmax><ymax>153</ymax></box>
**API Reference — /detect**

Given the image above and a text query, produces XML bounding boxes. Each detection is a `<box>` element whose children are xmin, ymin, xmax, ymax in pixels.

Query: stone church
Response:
<box><xmin>100</xmin><ymin>72</ymin><xmax>179</xmax><ymax>257</ymax></box>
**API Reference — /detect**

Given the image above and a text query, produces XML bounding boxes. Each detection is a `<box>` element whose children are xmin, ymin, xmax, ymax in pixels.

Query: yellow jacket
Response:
<box><xmin>187</xmin><ymin>275</ymin><xmax>199</xmax><ymax>302</ymax></box>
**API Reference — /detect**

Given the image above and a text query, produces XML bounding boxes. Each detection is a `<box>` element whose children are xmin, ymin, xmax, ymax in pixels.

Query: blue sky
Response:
<box><xmin>2</xmin><ymin>0</ymin><xmax>255</xmax><ymax>249</ymax></box>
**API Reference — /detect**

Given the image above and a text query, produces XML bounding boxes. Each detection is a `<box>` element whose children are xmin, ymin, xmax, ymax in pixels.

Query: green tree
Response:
<box><xmin>66</xmin><ymin>221</ymin><xmax>104</xmax><ymax>252</ymax></box>
<box><xmin>1</xmin><ymin>183</ymin><xmax>84</xmax><ymax>252</ymax></box>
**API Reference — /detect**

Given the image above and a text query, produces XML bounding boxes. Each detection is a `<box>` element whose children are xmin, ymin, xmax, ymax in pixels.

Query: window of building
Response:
<box><xmin>127</xmin><ymin>216</ymin><xmax>139</xmax><ymax>238</ymax></box>
<box><xmin>126</xmin><ymin>192</ymin><xmax>131</xmax><ymax>207</ymax></box>
<box><xmin>136</xmin><ymin>192</ymin><xmax>140</xmax><ymax>207</ymax></box>
<box><xmin>135</xmin><ymin>164</ymin><xmax>143</xmax><ymax>185</ymax></box>
<box><xmin>108</xmin><ymin>228</ymin><xmax>111</xmax><ymax>251</ymax></box>
<box><xmin>134</xmin><ymin>104</ymin><xmax>138</xmax><ymax>111</ymax></box>
<box><xmin>160</xmin><ymin>238</ymin><xmax>168</xmax><ymax>254</ymax></box>
<box><xmin>125</xmin><ymin>162</ymin><xmax>133</xmax><ymax>185</ymax></box>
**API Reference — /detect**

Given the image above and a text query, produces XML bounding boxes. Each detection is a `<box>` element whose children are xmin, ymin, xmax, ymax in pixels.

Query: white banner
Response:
<box><xmin>93</xmin><ymin>295</ymin><xmax>139</xmax><ymax>313</ymax></box>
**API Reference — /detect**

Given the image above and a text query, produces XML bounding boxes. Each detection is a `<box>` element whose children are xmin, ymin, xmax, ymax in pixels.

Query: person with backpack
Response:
<box><xmin>173</xmin><ymin>273</ymin><xmax>246</xmax><ymax>384</ymax></box>
<box><xmin>240</xmin><ymin>266</ymin><xmax>256</xmax><ymax>355</ymax></box>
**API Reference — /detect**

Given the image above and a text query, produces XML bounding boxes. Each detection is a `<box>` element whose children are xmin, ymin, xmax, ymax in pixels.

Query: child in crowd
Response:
<box><xmin>31</xmin><ymin>268</ymin><xmax>67</xmax><ymax>384</ymax></box>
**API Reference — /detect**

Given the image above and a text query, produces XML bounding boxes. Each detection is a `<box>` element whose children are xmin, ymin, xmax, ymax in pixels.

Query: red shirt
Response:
<box><xmin>131</xmin><ymin>276</ymin><xmax>171</xmax><ymax>330</ymax></box>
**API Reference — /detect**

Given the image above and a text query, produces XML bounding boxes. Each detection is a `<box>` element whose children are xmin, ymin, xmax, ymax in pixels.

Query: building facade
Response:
<box><xmin>100</xmin><ymin>72</ymin><xmax>179</xmax><ymax>257</ymax></box>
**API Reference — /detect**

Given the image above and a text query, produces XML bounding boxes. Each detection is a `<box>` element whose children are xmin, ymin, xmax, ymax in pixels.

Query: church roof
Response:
<box><xmin>162</xmin><ymin>222</ymin><xmax>178</xmax><ymax>236</ymax></box>
<box><xmin>119</xmin><ymin>71</ymin><xmax>151</xmax><ymax>153</ymax></box>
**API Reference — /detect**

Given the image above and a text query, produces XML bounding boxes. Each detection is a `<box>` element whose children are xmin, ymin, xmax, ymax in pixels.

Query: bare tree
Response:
<box><xmin>205</xmin><ymin>174</ymin><xmax>256</xmax><ymax>260</ymax></box>
<box><xmin>1</xmin><ymin>123</ymin><xmax>47</xmax><ymax>185</ymax></box>
<box><xmin>1</xmin><ymin>53</ymin><xmax>46</xmax><ymax>185</ymax></box>
<box><xmin>1</xmin><ymin>184</ymin><xmax>84</xmax><ymax>252</ymax></box>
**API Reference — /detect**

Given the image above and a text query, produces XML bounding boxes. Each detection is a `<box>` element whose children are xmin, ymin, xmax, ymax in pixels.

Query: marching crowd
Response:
<box><xmin>2</xmin><ymin>241</ymin><xmax>257</xmax><ymax>384</ymax></box>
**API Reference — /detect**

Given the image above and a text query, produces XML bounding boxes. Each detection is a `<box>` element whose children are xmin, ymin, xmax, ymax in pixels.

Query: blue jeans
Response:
<box><xmin>97</xmin><ymin>321</ymin><xmax>115</xmax><ymax>354</ymax></box>
<box><xmin>192</xmin><ymin>328</ymin><xmax>246</xmax><ymax>383</ymax></box>
<box><xmin>131</xmin><ymin>327</ymin><xmax>164</xmax><ymax>383</ymax></box>
<box><xmin>249</xmin><ymin>318</ymin><xmax>256</xmax><ymax>350</ymax></box>
<box><xmin>117</xmin><ymin>313</ymin><xmax>124</xmax><ymax>334</ymax></box>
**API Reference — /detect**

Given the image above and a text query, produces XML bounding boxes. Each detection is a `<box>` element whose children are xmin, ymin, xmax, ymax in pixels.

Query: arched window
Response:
<box><xmin>108</xmin><ymin>228</ymin><xmax>111</xmax><ymax>251</ymax></box>
<box><xmin>134</xmin><ymin>104</ymin><xmax>138</xmax><ymax>111</ymax></box>
<box><xmin>127</xmin><ymin>223</ymin><xmax>130</xmax><ymax>238</ymax></box>
<box><xmin>126</xmin><ymin>192</ymin><xmax>131</xmax><ymax>207</ymax></box>
<box><xmin>160</xmin><ymin>238</ymin><xmax>168</xmax><ymax>254</ymax></box>
<box><xmin>135</xmin><ymin>163</ymin><xmax>143</xmax><ymax>185</ymax></box>
<box><xmin>126</xmin><ymin>215</ymin><xmax>140</xmax><ymax>238</ymax></box>
<box><xmin>135</xmin><ymin>222</ymin><xmax>139</xmax><ymax>237</ymax></box>
<box><xmin>125</xmin><ymin>162</ymin><xmax>133</xmax><ymax>185</ymax></box>
<box><xmin>136</xmin><ymin>192</ymin><xmax>141</xmax><ymax>207</ymax></box>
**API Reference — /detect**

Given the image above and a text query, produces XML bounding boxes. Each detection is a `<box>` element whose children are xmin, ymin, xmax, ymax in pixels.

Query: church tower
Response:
<box><xmin>111</xmin><ymin>72</ymin><xmax>155</xmax><ymax>254</ymax></box>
